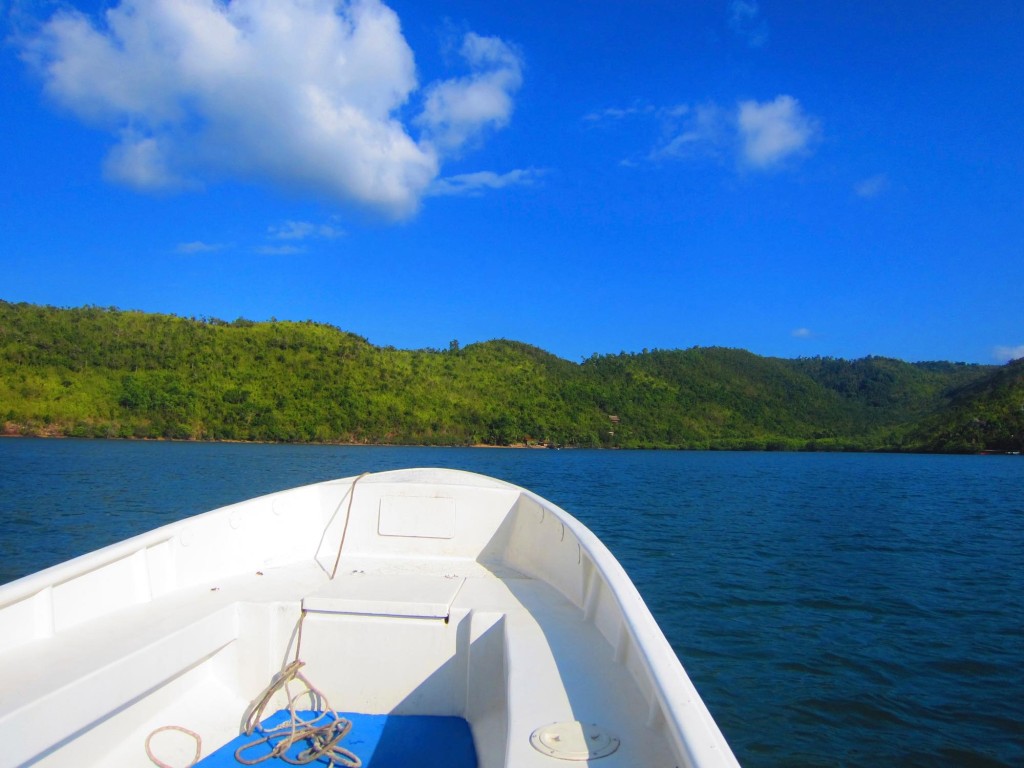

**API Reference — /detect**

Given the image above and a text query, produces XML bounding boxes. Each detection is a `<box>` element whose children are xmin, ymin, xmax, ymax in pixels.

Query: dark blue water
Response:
<box><xmin>1</xmin><ymin>440</ymin><xmax>1022</xmax><ymax>766</ymax></box>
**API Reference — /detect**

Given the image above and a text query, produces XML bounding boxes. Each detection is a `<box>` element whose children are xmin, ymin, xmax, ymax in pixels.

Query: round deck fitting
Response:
<box><xmin>529</xmin><ymin>721</ymin><xmax>620</xmax><ymax>760</ymax></box>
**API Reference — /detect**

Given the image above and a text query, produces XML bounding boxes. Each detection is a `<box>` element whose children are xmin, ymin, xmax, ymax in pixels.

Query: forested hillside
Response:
<box><xmin>902</xmin><ymin>358</ymin><xmax>1024</xmax><ymax>452</ymax></box>
<box><xmin>1</xmin><ymin>301</ymin><xmax>1020</xmax><ymax>452</ymax></box>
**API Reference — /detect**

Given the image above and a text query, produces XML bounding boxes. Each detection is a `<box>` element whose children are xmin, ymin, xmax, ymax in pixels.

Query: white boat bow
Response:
<box><xmin>0</xmin><ymin>468</ymin><xmax>739</xmax><ymax>767</ymax></box>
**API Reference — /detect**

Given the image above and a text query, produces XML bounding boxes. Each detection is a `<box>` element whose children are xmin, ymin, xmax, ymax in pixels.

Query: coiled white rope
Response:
<box><xmin>234</xmin><ymin>659</ymin><xmax>360</xmax><ymax>767</ymax></box>
<box><xmin>147</xmin><ymin>472</ymin><xmax>370</xmax><ymax>767</ymax></box>
<box><xmin>145</xmin><ymin>725</ymin><xmax>202</xmax><ymax>768</ymax></box>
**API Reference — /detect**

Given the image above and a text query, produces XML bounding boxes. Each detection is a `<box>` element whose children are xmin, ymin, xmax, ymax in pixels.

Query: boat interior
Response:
<box><xmin>0</xmin><ymin>469</ymin><xmax>732</xmax><ymax>767</ymax></box>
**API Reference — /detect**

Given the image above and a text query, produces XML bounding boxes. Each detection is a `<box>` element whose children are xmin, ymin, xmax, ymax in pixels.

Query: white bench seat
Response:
<box><xmin>0</xmin><ymin>561</ymin><xmax>326</xmax><ymax>767</ymax></box>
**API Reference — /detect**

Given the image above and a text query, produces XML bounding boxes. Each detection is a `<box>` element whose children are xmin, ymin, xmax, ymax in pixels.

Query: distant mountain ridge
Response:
<box><xmin>1</xmin><ymin>300</ymin><xmax>1021</xmax><ymax>453</ymax></box>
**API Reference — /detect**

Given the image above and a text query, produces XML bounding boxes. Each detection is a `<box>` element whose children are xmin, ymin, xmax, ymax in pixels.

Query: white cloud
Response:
<box><xmin>416</xmin><ymin>33</ymin><xmax>523</xmax><ymax>154</ymax></box>
<box><xmin>854</xmin><ymin>174</ymin><xmax>889</xmax><ymax>198</ymax></box>
<box><xmin>737</xmin><ymin>95</ymin><xmax>820</xmax><ymax>169</ymax></box>
<box><xmin>649</xmin><ymin>104</ymin><xmax>728</xmax><ymax>161</ymax></box>
<box><xmin>255</xmin><ymin>244</ymin><xmax>305</xmax><ymax>256</ymax></box>
<box><xmin>22</xmin><ymin>0</ymin><xmax>523</xmax><ymax>218</ymax></box>
<box><xmin>269</xmin><ymin>220</ymin><xmax>345</xmax><ymax>240</ymax></box>
<box><xmin>728</xmin><ymin>0</ymin><xmax>768</xmax><ymax>48</ymax></box>
<box><xmin>791</xmin><ymin>327</ymin><xmax>814</xmax><ymax>339</ymax></box>
<box><xmin>583</xmin><ymin>104</ymin><xmax>658</xmax><ymax>122</ymax></box>
<box><xmin>427</xmin><ymin>168</ymin><xmax>544</xmax><ymax>197</ymax></box>
<box><xmin>993</xmin><ymin>345</ymin><xmax>1024</xmax><ymax>363</ymax></box>
<box><xmin>635</xmin><ymin>95</ymin><xmax>819</xmax><ymax>170</ymax></box>
<box><xmin>103</xmin><ymin>132</ymin><xmax>193</xmax><ymax>191</ymax></box>
<box><xmin>176</xmin><ymin>240</ymin><xmax>228</xmax><ymax>254</ymax></box>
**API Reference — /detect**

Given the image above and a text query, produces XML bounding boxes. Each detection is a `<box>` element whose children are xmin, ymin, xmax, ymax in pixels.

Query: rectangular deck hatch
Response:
<box><xmin>302</xmin><ymin>573</ymin><xmax>465</xmax><ymax>620</ymax></box>
<box><xmin>377</xmin><ymin>496</ymin><xmax>456</xmax><ymax>539</ymax></box>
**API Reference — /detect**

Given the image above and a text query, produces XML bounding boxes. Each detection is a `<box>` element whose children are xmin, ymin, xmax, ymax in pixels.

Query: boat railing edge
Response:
<box><xmin>517</xmin><ymin>488</ymin><xmax>741</xmax><ymax>768</ymax></box>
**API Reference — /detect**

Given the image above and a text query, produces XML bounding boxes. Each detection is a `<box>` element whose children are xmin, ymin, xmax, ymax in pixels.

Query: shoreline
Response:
<box><xmin>0</xmin><ymin>430</ymin><xmax>554</xmax><ymax>450</ymax></box>
<box><xmin>3</xmin><ymin>432</ymin><xmax>1019</xmax><ymax>456</ymax></box>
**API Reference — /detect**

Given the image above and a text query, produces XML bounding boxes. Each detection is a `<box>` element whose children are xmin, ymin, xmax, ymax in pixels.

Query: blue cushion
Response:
<box><xmin>197</xmin><ymin>710</ymin><xmax>477</xmax><ymax>767</ymax></box>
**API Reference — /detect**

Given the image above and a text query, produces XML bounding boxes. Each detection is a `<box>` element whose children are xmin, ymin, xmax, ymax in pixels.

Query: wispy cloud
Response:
<box><xmin>619</xmin><ymin>95</ymin><xmax>820</xmax><ymax>170</ymax></box>
<box><xmin>268</xmin><ymin>220</ymin><xmax>345</xmax><ymax>241</ymax></box>
<box><xmin>416</xmin><ymin>33</ymin><xmax>523</xmax><ymax>155</ymax></box>
<box><xmin>583</xmin><ymin>104</ymin><xmax>657</xmax><ymax>122</ymax></box>
<box><xmin>791</xmin><ymin>327</ymin><xmax>815</xmax><ymax>339</ymax></box>
<box><xmin>254</xmin><ymin>244</ymin><xmax>305</xmax><ymax>256</ymax></box>
<box><xmin>649</xmin><ymin>104</ymin><xmax>729</xmax><ymax>162</ymax></box>
<box><xmin>176</xmin><ymin>240</ymin><xmax>228</xmax><ymax>254</ymax></box>
<box><xmin>993</xmin><ymin>344</ymin><xmax>1024</xmax><ymax>363</ymax></box>
<box><xmin>728</xmin><ymin>0</ymin><xmax>769</xmax><ymax>48</ymax></box>
<box><xmin>584</xmin><ymin>102</ymin><xmax>688</xmax><ymax>125</ymax></box>
<box><xmin>427</xmin><ymin>168</ymin><xmax>545</xmax><ymax>197</ymax></box>
<box><xmin>854</xmin><ymin>174</ymin><xmax>889</xmax><ymax>198</ymax></box>
<box><xmin>255</xmin><ymin>217</ymin><xmax>346</xmax><ymax>254</ymax></box>
<box><xmin>20</xmin><ymin>0</ymin><xmax>523</xmax><ymax>219</ymax></box>
<box><xmin>106</xmin><ymin>132</ymin><xmax>196</xmax><ymax>192</ymax></box>
<box><xmin>737</xmin><ymin>95</ymin><xmax>820</xmax><ymax>169</ymax></box>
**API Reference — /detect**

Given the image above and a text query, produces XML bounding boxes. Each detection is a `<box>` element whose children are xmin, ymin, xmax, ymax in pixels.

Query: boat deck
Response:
<box><xmin>3</xmin><ymin>556</ymin><xmax>678</xmax><ymax>767</ymax></box>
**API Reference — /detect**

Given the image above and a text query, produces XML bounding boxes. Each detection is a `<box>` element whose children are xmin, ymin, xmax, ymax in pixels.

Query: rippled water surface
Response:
<box><xmin>1</xmin><ymin>440</ymin><xmax>1022</xmax><ymax>766</ymax></box>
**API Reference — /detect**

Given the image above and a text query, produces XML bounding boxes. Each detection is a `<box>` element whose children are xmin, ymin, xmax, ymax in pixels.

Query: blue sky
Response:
<box><xmin>2</xmin><ymin>0</ymin><xmax>1022</xmax><ymax>364</ymax></box>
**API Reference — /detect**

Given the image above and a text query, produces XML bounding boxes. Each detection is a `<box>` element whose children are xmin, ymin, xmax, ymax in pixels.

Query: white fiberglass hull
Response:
<box><xmin>0</xmin><ymin>468</ymin><xmax>739</xmax><ymax>767</ymax></box>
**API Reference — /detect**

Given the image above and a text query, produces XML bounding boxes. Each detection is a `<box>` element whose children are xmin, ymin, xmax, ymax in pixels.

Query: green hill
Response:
<box><xmin>1</xmin><ymin>300</ymin><xmax>1018</xmax><ymax>452</ymax></box>
<box><xmin>902</xmin><ymin>358</ymin><xmax>1024</xmax><ymax>453</ymax></box>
